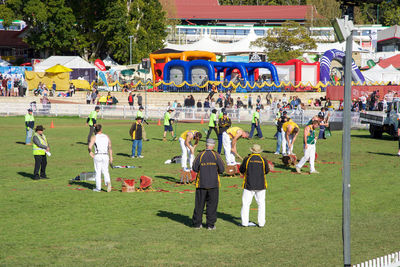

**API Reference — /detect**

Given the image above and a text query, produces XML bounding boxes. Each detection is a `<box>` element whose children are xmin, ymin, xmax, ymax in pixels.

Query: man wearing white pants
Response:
<box><xmin>282</xmin><ymin>120</ymin><xmax>299</xmax><ymax>155</ymax></box>
<box><xmin>239</xmin><ymin>144</ymin><xmax>269</xmax><ymax>227</ymax></box>
<box><xmin>296</xmin><ymin>120</ymin><xmax>319</xmax><ymax>174</ymax></box>
<box><xmin>179</xmin><ymin>130</ymin><xmax>202</xmax><ymax>171</ymax></box>
<box><xmin>88</xmin><ymin>124</ymin><xmax>113</xmax><ymax>192</ymax></box>
<box><xmin>223</xmin><ymin>127</ymin><xmax>249</xmax><ymax>166</ymax></box>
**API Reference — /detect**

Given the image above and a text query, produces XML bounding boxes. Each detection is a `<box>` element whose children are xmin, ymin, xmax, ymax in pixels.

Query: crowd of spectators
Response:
<box><xmin>0</xmin><ymin>74</ymin><xmax>27</xmax><ymax>97</ymax></box>
<box><xmin>352</xmin><ymin>90</ymin><xmax>399</xmax><ymax>112</ymax></box>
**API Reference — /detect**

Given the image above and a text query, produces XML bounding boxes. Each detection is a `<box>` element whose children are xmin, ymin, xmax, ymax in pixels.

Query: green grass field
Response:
<box><xmin>0</xmin><ymin>116</ymin><xmax>399</xmax><ymax>266</ymax></box>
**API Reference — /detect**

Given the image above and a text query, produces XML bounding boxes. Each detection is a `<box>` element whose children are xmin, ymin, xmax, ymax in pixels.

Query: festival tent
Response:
<box><xmin>0</xmin><ymin>59</ymin><xmax>11</xmax><ymax>66</ymax></box>
<box><xmin>45</xmin><ymin>64</ymin><xmax>73</xmax><ymax>73</ymax></box>
<box><xmin>309</xmin><ymin>41</ymin><xmax>369</xmax><ymax>54</ymax></box>
<box><xmin>103</xmin><ymin>55</ymin><xmax>120</xmax><ymax>67</ymax></box>
<box><xmin>362</xmin><ymin>64</ymin><xmax>400</xmax><ymax>84</ymax></box>
<box><xmin>34</xmin><ymin>56</ymin><xmax>96</xmax><ymax>82</ymax></box>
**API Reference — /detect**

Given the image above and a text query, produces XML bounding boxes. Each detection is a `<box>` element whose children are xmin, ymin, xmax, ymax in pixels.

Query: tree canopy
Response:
<box><xmin>251</xmin><ymin>21</ymin><xmax>317</xmax><ymax>63</ymax></box>
<box><xmin>0</xmin><ymin>0</ymin><xmax>168</xmax><ymax>64</ymax></box>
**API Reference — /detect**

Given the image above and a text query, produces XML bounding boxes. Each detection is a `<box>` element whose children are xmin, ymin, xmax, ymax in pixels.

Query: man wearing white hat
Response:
<box><xmin>239</xmin><ymin>144</ymin><xmax>269</xmax><ymax>227</ymax></box>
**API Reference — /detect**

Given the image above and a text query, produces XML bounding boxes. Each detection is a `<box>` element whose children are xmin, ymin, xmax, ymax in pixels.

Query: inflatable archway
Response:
<box><xmin>320</xmin><ymin>49</ymin><xmax>365</xmax><ymax>84</ymax></box>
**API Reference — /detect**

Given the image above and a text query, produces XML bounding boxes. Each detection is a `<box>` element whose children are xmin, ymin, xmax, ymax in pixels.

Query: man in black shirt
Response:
<box><xmin>217</xmin><ymin>111</ymin><xmax>231</xmax><ymax>154</ymax></box>
<box><xmin>274</xmin><ymin>111</ymin><xmax>288</xmax><ymax>155</ymax></box>
<box><xmin>192</xmin><ymin>139</ymin><xmax>225</xmax><ymax>230</ymax></box>
<box><xmin>239</xmin><ymin>144</ymin><xmax>269</xmax><ymax>227</ymax></box>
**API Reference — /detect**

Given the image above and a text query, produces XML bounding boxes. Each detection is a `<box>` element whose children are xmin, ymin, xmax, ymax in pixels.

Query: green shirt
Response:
<box><xmin>252</xmin><ymin>111</ymin><xmax>260</xmax><ymax>124</ymax></box>
<box><xmin>164</xmin><ymin>112</ymin><xmax>171</xmax><ymax>126</ymax></box>
<box><xmin>136</xmin><ymin>110</ymin><xmax>144</xmax><ymax>119</ymax></box>
<box><xmin>88</xmin><ymin>111</ymin><xmax>97</xmax><ymax>126</ymax></box>
<box><xmin>306</xmin><ymin>126</ymin><xmax>316</xmax><ymax>145</ymax></box>
<box><xmin>219</xmin><ymin>113</ymin><xmax>223</xmax><ymax>119</ymax></box>
<box><xmin>209</xmin><ymin>113</ymin><xmax>217</xmax><ymax>127</ymax></box>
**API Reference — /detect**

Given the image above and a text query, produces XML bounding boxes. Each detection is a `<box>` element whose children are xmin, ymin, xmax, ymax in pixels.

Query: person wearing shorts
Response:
<box><xmin>163</xmin><ymin>108</ymin><xmax>175</xmax><ymax>141</ymax></box>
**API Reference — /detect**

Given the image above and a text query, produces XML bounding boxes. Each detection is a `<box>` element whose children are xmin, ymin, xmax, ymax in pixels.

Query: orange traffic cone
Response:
<box><xmin>50</xmin><ymin>120</ymin><xmax>54</xmax><ymax>129</ymax></box>
<box><xmin>157</xmin><ymin>118</ymin><xmax>161</xmax><ymax>126</ymax></box>
<box><xmin>200</xmin><ymin>116</ymin><xmax>204</xmax><ymax>124</ymax></box>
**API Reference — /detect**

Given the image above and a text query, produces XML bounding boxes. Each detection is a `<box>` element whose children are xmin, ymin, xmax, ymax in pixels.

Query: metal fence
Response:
<box><xmin>0</xmin><ymin>102</ymin><xmax>365</xmax><ymax>127</ymax></box>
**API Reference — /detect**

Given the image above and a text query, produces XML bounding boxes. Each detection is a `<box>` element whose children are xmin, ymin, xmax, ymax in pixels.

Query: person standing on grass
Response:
<box><xmin>192</xmin><ymin>138</ymin><xmax>225</xmax><ymax>230</ymax></box>
<box><xmin>217</xmin><ymin>110</ymin><xmax>231</xmax><ymax>154</ymax></box>
<box><xmin>25</xmin><ymin>108</ymin><xmax>35</xmax><ymax>145</ymax></box>
<box><xmin>239</xmin><ymin>144</ymin><xmax>269</xmax><ymax>227</ymax></box>
<box><xmin>129</xmin><ymin>117</ymin><xmax>144</xmax><ymax>158</ymax></box>
<box><xmin>163</xmin><ymin>108</ymin><xmax>176</xmax><ymax>141</ymax></box>
<box><xmin>136</xmin><ymin>106</ymin><xmax>149</xmax><ymax>141</ymax></box>
<box><xmin>281</xmin><ymin>120</ymin><xmax>299</xmax><ymax>156</ymax></box>
<box><xmin>296</xmin><ymin>120</ymin><xmax>320</xmax><ymax>174</ymax></box>
<box><xmin>32</xmin><ymin>125</ymin><xmax>50</xmax><ymax>180</ymax></box>
<box><xmin>206</xmin><ymin>109</ymin><xmax>218</xmax><ymax>139</ymax></box>
<box><xmin>88</xmin><ymin>124</ymin><xmax>113</xmax><ymax>192</ymax></box>
<box><xmin>249</xmin><ymin>107</ymin><xmax>263</xmax><ymax>139</ymax></box>
<box><xmin>86</xmin><ymin>106</ymin><xmax>100</xmax><ymax>144</ymax></box>
<box><xmin>179</xmin><ymin>130</ymin><xmax>202</xmax><ymax>172</ymax></box>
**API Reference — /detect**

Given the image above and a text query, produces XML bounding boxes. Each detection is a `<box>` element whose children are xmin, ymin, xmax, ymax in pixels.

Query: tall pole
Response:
<box><xmin>342</xmin><ymin>15</ymin><xmax>352</xmax><ymax>267</ymax></box>
<box><xmin>144</xmin><ymin>70</ymin><xmax>147</xmax><ymax>118</ymax></box>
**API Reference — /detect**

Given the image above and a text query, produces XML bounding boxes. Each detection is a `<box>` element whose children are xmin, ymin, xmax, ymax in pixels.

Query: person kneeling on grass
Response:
<box><xmin>129</xmin><ymin>117</ymin><xmax>144</xmax><ymax>158</ymax></box>
<box><xmin>295</xmin><ymin>120</ymin><xmax>319</xmax><ymax>174</ymax></box>
<box><xmin>239</xmin><ymin>144</ymin><xmax>269</xmax><ymax>227</ymax></box>
<box><xmin>88</xmin><ymin>124</ymin><xmax>113</xmax><ymax>192</ymax></box>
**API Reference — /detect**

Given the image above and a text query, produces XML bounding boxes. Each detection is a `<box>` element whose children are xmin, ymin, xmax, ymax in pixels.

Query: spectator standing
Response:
<box><xmin>239</xmin><ymin>144</ymin><xmax>269</xmax><ymax>227</ymax></box>
<box><xmin>192</xmin><ymin>138</ymin><xmax>225</xmax><ymax>230</ymax></box>
<box><xmin>137</xmin><ymin>93</ymin><xmax>143</xmax><ymax>107</ymax></box>
<box><xmin>282</xmin><ymin>94</ymin><xmax>288</xmax><ymax>105</ymax></box>
<box><xmin>248</xmin><ymin>94</ymin><xmax>253</xmax><ymax>109</ymax></box>
<box><xmin>129</xmin><ymin>117</ymin><xmax>144</xmax><ymax>158</ymax></box>
<box><xmin>86</xmin><ymin>92</ymin><xmax>91</xmax><ymax>104</ymax></box>
<box><xmin>32</xmin><ymin>125</ymin><xmax>50</xmax><ymax>180</ymax></box>
<box><xmin>52</xmin><ymin>81</ymin><xmax>56</xmax><ymax>96</ymax></box>
<box><xmin>128</xmin><ymin>92</ymin><xmax>135</xmax><ymax>109</ymax></box>
<box><xmin>256</xmin><ymin>95</ymin><xmax>261</xmax><ymax>109</ymax></box>
<box><xmin>25</xmin><ymin>108</ymin><xmax>35</xmax><ymax>145</ymax></box>
<box><xmin>91</xmin><ymin>89</ymin><xmax>97</xmax><ymax>104</ymax></box>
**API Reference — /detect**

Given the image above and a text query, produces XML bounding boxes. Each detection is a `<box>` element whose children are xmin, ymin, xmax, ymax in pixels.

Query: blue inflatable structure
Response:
<box><xmin>162</xmin><ymin>60</ymin><xmax>280</xmax><ymax>92</ymax></box>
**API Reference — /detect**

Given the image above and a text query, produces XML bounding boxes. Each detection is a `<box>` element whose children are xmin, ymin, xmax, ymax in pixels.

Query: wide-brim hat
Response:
<box><xmin>250</xmin><ymin>144</ymin><xmax>263</xmax><ymax>154</ymax></box>
<box><xmin>139</xmin><ymin>106</ymin><xmax>144</xmax><ymax>110</ymax></box>
<box><xmin>27</xmin><ymin>108</ymin><xmax>33</xmax><ymax>112</ymax></box>
<box><xmin>168</xmin><ymin>108</ymin><xmax>175</xmax><ymax>111</ymax></box>
<box><xmin>35</xmin><ymin>125</ymin><xmax>45</xmax><ymax>131</ymax></box>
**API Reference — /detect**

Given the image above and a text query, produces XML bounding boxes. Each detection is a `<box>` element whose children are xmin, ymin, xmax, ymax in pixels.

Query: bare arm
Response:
<box><xmin>231</xmin><ymin>131</ymin><xmax>243</xmax><ymax>160</ymax></box>
<box><xmin>88</xmin><ymin>136</ymin><xmax>96</xmax><ymax>159</ymax></box>
<box><xmin>303</xmin><ymin>126</ymin><xmax>310</xmax><ymax>149</ymax></box>
<box><xmin>185</xmin><ymin>133</ymin><xmax>195</xmax><ymax>154</ymax></box>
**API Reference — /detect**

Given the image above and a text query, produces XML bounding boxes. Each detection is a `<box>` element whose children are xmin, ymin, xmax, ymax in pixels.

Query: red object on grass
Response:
<box><xmin>123</xmin><ymin>179</ymin><xmax>136</xmax><ymax>187</ymax></box>
<box><xmin>315</xmin><ymin>152</ymin><xmax>318</xmax><ymax>160</ymax></box>
<box><xmin>190</xmin><ymin>170</ymin><xmax>197</xmax><ymax>182</ymax></box>
<box><xmin>140</xmin><ymin>176</ymin><xmax>153</xmax><ymax>189</ymax></box>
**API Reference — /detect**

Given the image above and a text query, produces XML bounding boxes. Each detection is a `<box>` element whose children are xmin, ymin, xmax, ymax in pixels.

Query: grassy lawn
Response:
<box><xmin>0</xmin><ymin>116</ymin><xmax>399</xmax><ymax>266</ymax></box>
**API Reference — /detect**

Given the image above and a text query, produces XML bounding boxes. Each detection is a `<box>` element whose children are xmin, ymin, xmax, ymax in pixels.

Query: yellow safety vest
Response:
<box><xmin>32</xmin><ymin>133</ymin><xmax>47</xmax><ymax>156</ymax></box>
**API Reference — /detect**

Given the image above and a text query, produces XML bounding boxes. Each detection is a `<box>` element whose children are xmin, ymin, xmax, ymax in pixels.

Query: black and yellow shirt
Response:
<box><xmin>239</xmin><ymin>154</ymin><xmax>269</xmax><ymax>190</ymax></box>
<box><xmin>129</xmin><ymin>121</ymin><xmax>143</xmax><ymax>140</ymax></box>
<box><xmin>192</xmin><ymin>149</ymin><xmax>225</xmax><ymax>189</ymax></box>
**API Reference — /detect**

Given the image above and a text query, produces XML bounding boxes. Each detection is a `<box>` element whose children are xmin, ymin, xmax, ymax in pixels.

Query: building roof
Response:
<box><xmin>378</xmin><ymin>54</ymin><xmax>400</xmax><ymax>69</ymax></box>
<box><xmin>162</xmin><ymin>0</ymin><xmax>317</xmax><ymax>24</ymax></box>
<box><xmin>0</xmin><ymin>28</ymin><xmax>29</xmax><ymax>48</ymax></box>
<box><xmin>377</xmin><ymin>25</ymin><xmax>400</xmax><ymax>42</ymax></box>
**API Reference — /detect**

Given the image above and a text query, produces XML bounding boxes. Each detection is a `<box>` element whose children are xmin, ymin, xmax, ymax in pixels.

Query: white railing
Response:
<box><xmin>0</xmin><ymin>102</ymin><xmax>364</xmax><ymax>127</ymax></box>
<box><xmin>353</xmin><ymin>251</ymin><xmax>400</xmax><ymax>267</ymax></box>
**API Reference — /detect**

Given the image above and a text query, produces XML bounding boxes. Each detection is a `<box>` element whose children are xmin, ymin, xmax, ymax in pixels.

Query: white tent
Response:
<box><xmin>362</xmin><ymin>64</ymin><xmax>400</xmax><ymax>83</ymax></box>
<box><xmin>34</xmin><ymin>56</ymin><xmax>95</xmax><ymax>72</ymax></box>
<box><xmin>0</xmin><ymin>59</ymin><xmax>11</xmax><ymax>66</ymax></box>
<box><xmin>103</xmin><ymin>55</ymin><xmax>120</xmax><ymax>67</ymax></box>
<box><xmin>310</xmin><ymin>41</ymin><xmax>369</xmax><ymax>54</ymax></box>
<box><xmin>165</xmin><ymin>29</ymin><xmax>264</xmax><ymax>55</ymax></box>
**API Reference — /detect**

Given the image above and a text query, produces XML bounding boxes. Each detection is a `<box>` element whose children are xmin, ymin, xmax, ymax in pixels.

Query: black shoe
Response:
<box><xmin>40</xmin><ymin>176</ymin><xmax>49</xmax><ymax>179</ymax></box>
<box><xmin>33</xmin><ymin>176</ymin><xmax>40</xmax><ymax>180</ymax></box>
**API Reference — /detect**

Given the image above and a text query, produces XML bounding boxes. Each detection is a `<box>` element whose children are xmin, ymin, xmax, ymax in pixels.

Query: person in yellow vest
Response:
<box><xmin>98</xmin><ymin>94</ymin><xmax>107</xmax><ymax>105</ymax></box>
<box><xmin>223</xmin><ymin>126</ymin><xmax>249</xmax><ymax>166</ymax></box>
<box><xmin>129</xmin><ymin>117</ymin><xmax>143</xmax><ymax>158</ymax></box>
<box><xmin>86</xmin><ymin>106</ymin><xmax>100</xmax><ymax>144</ymax></box>
<box><xmin>32</xmin><ymin>125</ymin><xmax>50</xmax><ymax>180</ymax></box>
<box><xmin>25</xmin><ymin>108</ymin><xmax>35</xmax><ymax>145</ymax></box>
<box><xmin>281</xmin><ymin>120</ymin><xmax>299</xmax><ymax>156</ymax></box>
<box><xmin>206</xmin><ymin>109</ymin><xmax>218</xmax><ymax>139</ymax></box>
<box><xmin>179</xmin><ymin>130</ymin><xmax>202</xmax><ymax>171</ymax></box>
<box><xmin>163</xmin><ymin>108</ymin><xmax>176</xmax><ymax>141</ymax></box>
<box><xmin>249</xmin><ymin>107</ymin><xmax>263</xmax><ymax>139</ymax></box>
<box><xmin>296</xmin><ymin>120</ymin><xmax>319</xmax><ymax>174</ymax></box>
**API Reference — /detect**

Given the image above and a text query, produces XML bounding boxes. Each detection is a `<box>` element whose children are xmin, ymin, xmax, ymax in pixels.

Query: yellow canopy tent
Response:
<box><xmin>45</xmin><ymin>64</ymin><xmax>73</xmax><ymax>73</ymax></box>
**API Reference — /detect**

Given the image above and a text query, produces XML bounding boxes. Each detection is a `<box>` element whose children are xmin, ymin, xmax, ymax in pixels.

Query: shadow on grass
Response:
<box><xmin>263</xmin><ymin>150</ymin><xmax>275</xmax><ymax>154</ymax></box>
<box><xmin>367</xmin><ymin>151</ymin><xmax>398</xmax><ymax>157</ymax></box>
<box><xmin>116</xmin><ymin>153</ymin><xmax>131</xmax><ymax>158</ymax></box>
<box><xmin>273</xmin><ymin>163</ymin><xmax>293</xmax><ymax>170</ymax></box>
<box><xmin>17</xmin><ymin>171</ymin><xmax>35</xmax><ymax>180</ymax></box>
<box><xmin>69</xmin><ymin>181</ymin><xmax>95</xmax><ymax>189</ymax></box>
<box><xmin>217</xmin><ymin>211</ymin><xmax>241</xmax><ymax>226</ymax></box>
<box><xmin>351</xmin><ymin>134</ymin><xmax>396</xmax><ymax>141</ymax></box>
<box><xmin>155</xmin><ymin>175</ymin><xmax>180</xmax><ymax>182</ymax></box>
<box><xmin>122</xmin><ymin>138</ymin><xmax>132</xmax><ymax>142</ymax></box>
<box><xmin>75</xmin><ymin>142</ymin><xmax>87</xmax><ymax>145</ymax></box>
<box><xmin>157</xmin><ymin>210</ymin><xmax>192</xmax><ymax>227</ymax></box>
<box><xmin>15</xmin><ymin>141</ymin><xmax>26</xmax><ymax>145</ymax></box>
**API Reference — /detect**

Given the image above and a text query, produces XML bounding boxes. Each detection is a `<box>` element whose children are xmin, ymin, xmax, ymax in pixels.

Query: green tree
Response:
<box><xmin>251</xmin><ymin>21</ymin><xmax>316</xmax><ymax>63</ymax></box>
<box><xmin>380</xmin><ymin>0</ymin><xmax>400</xmax><ymax>26</ymax></box>
<box><xmin>306</xmin><ymin>0</ymin><xmax>340</xmax><ymax>27</ymax></box>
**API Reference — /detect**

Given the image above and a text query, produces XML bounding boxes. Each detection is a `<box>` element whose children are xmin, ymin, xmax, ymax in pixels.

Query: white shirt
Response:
<box><xmin>94</xmin><ymin>133</ymin><xmax>109</xmax><ymax>154</ymax></box>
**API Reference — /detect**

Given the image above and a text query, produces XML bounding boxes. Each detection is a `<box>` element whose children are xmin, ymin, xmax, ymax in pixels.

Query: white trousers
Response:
<box><xmin>222</xmin><ymin>132</ymin><xmax>236</xmax><ymax>165</ymax></box>
<box><xmin>94</xmin><ymin>154</ymin><xmax>111</xmax><ymax>190</ymax></box>
<box><xmin>281</xmin><ymin>131</ymin><xmax>294</xmax><ymax>155</ymax></box>
<box><xmin>296</xmin><ymin>143</ymin><xmax>316</xmax><ymax>172</ymax></box>
<box><xmin>241</xmin><ymin>189</ymin><xmax>266</xmax><ymax>227</ymax></box>
<box><xmin>179</xmin><ymin>138</ymin><xmax>194</xmax><ymax>170</ymax></box>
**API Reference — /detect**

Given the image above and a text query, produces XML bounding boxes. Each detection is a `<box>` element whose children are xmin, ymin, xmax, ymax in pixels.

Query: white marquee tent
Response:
<box><xmin>362</xmin><ymin>64</ymin><xmax>400</xmax><ymax>83</ymax></box>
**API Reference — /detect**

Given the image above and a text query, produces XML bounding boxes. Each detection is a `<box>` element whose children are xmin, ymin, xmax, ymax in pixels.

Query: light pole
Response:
<box><xmin>128</xmin><ymin>36</ymin><xmax>134</xmax><ymax>65</ymax></box>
